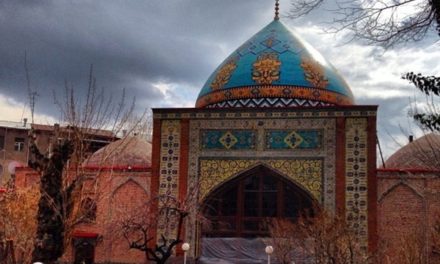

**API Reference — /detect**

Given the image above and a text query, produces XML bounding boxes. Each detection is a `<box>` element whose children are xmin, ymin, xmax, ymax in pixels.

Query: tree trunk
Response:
<box><xmin>31</xmin><ymin>141</ymin><xmax>72</xmax><ymax>263</ymax></box>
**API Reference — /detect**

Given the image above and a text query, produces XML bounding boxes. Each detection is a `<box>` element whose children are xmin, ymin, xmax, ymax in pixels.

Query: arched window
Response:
<box><xmin>202</xmin><ymin>165</ymin><xmax>315</xmax><ymax>237</ymax></box>
<box><xmin>80</xmin><ymin>197</ymin><xmax>97</xmax><ymax>222</ymax></box>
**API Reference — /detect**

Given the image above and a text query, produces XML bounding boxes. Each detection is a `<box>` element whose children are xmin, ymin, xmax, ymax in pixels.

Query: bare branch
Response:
<box><xmin>288</xmin><ymin>0</ymin><xmax>439</xmax><ymax>47</ymax></box>
<box><xmin>29</xmin><ymin>66</ymin><xmax>141</xmax><ymax>263</ymax></box>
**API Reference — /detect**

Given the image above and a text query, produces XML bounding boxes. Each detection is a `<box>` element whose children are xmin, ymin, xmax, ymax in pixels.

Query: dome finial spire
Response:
<box><xmin>274</xmin><ymin>0</ymin><xmax>280</xmax><ymax>20</ymax></box>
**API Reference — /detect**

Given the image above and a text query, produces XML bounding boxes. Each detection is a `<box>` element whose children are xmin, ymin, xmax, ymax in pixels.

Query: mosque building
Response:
<box><xmin>13</xmin><ymin>2</ymin><xmax>440</xmax><ymax>264</ymax></box>
<box><xmin>149</xmin><ymin>3</ymin><xmax>440</xmax><ymax>262</ymax></box>
<box><xmin>151</xmin><ymin>2</ymin><xmax>377</xmax><ymax>259</ymax></box>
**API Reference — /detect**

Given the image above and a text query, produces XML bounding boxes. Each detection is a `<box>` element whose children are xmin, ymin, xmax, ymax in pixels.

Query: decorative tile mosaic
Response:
<box><xmin>188</xmin><ymin>118</ymin><xmax>336</xmax><ymax>209</ymax></box>
<box><xmin>300</xmin><ymin>57</ymin><xmax>329</xmax><ymax>89</ymax></box>
<box><xmin>158</xmin><ymin>120</ymin><xmax>181</xmax><ymax>198</ymax></box>
<box><xmin>154</xmin><ymin>109</ymin><xmax>377</xmax><ymax>120</ymax></box>
<box><xmin>265</xmin><ymin>130</ymin><xmax>322</xmax><ymax>150</ymax></box>
<box><xmin>345</xmin><ymin>118</ymin><xmax>369</xmax><ymax>251</ymax></box>
<box><xmin>210</xmin><ymin>58</ymin><xmax>237</xmax><ymax>90</ymax></box>
<box><xmin>198</xmin><ymin>158</ymin><xmax>323</xmax><ymax>201</ymax></box>
<box><xmin>185</xmin><ymin>116</ymin><xmax>337</xmax><ymax>256</ymax></box>
<box><xmin>196</xmin><ymin>85</ymin><xmax>353</xmax><ymax>108</ymax></box>
<box><xmin>201</xmin><ymin>130</ymin><xmax>256</xmax><ymax>150</ymax></box>
<box><xmin>252</xmin><ymin>52</ymin><xmax>281</xmax><ymax>84</ymax></box>
<box><xmin>157</xmin><ymin>120</ymin><xmax>181</xmax><ymax>242</ymax></box>
<box><xmin>206</xmin><ymin>97</ymin><xmax>333</xmax><ymax>108</ymax></box>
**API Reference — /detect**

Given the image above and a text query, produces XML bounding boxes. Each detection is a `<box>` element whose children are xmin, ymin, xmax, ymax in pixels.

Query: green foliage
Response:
<box><xmin>403</xmin><ymin>72</ymin><xmax>440</xmax><ymax>96</ymax></box>
<box><xmin>403</xmin><ymin>72</ymin><xmax>440</xmax><ymax>132</ymax></box>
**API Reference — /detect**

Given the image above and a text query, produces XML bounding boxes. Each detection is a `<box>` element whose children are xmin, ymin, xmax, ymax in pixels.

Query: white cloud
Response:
<box><xmin>150</xmin><ymin>81</ymin><xmax>195</xmax><ymax>108</ymax></box>
<box><xmin>294</xmin><ymin>25</ymin><xmax>440</xmax><ymax>101</ymax></box>
<box><xmin>0</xmin><ymin>93</ymin><xmax>57</xmax><ymax>124</ymax></box>
<box><xmin>292</xmin><ymin>23</ymin><xmax>440</xmax><ymax>159</ymax></box>
<box><xmin>364</xmin><ymin>0</ymin><xmax>426</xmax><ymax>25</ymax></box>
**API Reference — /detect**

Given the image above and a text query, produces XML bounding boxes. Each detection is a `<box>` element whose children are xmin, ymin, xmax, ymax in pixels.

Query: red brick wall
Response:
<box><xmin>106</xmin><ymin>178</ymin><xmax>150</xmax><ymax>263</ymax></box>
<box><xmin>15</xmin><ymin>167</ymin><xmax>40</xmax><ymax>188</ymax></box>
<box><xmin>377</xmin><ymin>170</ymin><xmax>440</xmax><ymax>262</ymax></box>
<box><xmin>16</xmin><ymin>166</ymin><xmax>152</xmax><ymax>264</ymax></box>
<box><xmin>61</xmin><ymin>170</ymin><xmax>152</xmax><ymax>264</ymax></box>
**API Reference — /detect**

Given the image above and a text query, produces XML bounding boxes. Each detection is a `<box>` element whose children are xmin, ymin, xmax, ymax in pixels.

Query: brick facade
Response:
<box><xmin>14</xmin><ymin>137</ymin><xmax>152</xmax><ymax>264</ymax></box>
<box><xmin>377</xmin><ymin>169</ymin><xmax>440</xmax><ymax>263</ymax></box>
<box><xmin>0</xmin><ymin>122</ymin><xmax>30</xmax><ymax>185</ymax></box>
<box><xmin>0</xmin><ymin>122</ymin><xmax>115</xmax><ymax>186</ymax></box>
<box><xmin>152</xmin><ymin>106</ymin><xmax>378</xmax><ymax>257</ymax></box>
<box><xmin>11</xmin><ymin>117</ymin><xmax>440</xmax><ymax>263</ymax></box>
<box><xmin>15</xmin><ymin>165</ymin><xmax>152</xmax><ymax>264</ymax></box>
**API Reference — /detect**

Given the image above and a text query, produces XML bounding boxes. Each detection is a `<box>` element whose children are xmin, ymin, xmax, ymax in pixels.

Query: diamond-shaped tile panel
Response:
<box><xmin>237</xmin><ymin>40</ymin><xmax>267</xmax><ymax>56</ymax></box>
<box><xmin>260</xmin><ymin>37</ymin><xmax>281</xmax><ymax>48</ymax></box>
<box><xmin>250</xmin><ymin>43</ymin><xmax>268</xmax><ymax>55</ymax></box>
<box><xmin>237</xmin><ymin>41</ymin><xmax>255</xmax><ymax>56</ymax></box>
<box><xmin>219</xmin><ymin>131</ymin><xmax>238</xmax><ymax>149</ymax></box>
<box><xmin>271</xmin><ymin>42</ymin><xmax>291</xmax><ymax>54</ymax></box>
<box><xmin>284</xmin><ymin>131</ymin><xmax>304</xmax><ymax>149</ymax></box>
<box><xmin>283</xmin><ymin>40</ymin><xmax>304</xmax><ymax>54</ymax></box>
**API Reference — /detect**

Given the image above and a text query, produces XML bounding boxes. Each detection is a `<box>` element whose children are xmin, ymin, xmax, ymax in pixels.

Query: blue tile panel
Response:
<box><xmin>265</xmin><ymin>130</ymin><xmax>322</xmax><ymax>149</ymax></box>
<box><xmin>201</xmin><ymin>130</ymin><xmax>257</xmax><ymax>150</ymax></box>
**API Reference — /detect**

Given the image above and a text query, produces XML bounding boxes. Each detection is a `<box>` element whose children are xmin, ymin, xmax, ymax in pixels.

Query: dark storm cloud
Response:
<box><xmin>0</xmin><ymin>0</ymin><xmax>271</xmax><ymax>115</ymax></box>
<box><xmin>0</xmin><ymin>0</ymin><xmax>436</xmax><ymax>157</ymax></box>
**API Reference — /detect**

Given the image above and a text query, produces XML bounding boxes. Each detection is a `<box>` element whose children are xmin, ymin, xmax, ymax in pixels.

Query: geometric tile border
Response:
<box><xmin>345</xmin><ymin>117</ymin><xmax>369</xmax><ymax>251</ymax></box>
<box><xmin>157</xmin><ymin>120</ymin><xmax>181</xmax><ymax>242</ymax></box>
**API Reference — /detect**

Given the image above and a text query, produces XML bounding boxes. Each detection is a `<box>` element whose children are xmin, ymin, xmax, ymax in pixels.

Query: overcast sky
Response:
<box><xmin>0</xmin><ymin>0</ymin><xmax>439</xmax><ymax>159</ymax></box>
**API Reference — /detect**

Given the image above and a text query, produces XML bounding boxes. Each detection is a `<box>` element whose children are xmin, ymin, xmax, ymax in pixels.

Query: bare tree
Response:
<box><xmin>269</xmin><ymin>211</ymin><xmax>368</xmax><ymax>264</ymax></box>
<box><xmin>28</xmin><ymin>65</ymin><xmax>144</xmax><ymax>264</ymax></box>
<box><xmin>398</xmin><ymin>229</ymin><xmax>426</xmax><ymax>264</ymax></box>
<box><xmin>379</xmin><ymin>217</ymin><xmax>431</xmax><ymax>264</ymax></box>
<box><xmin>267</xmin><ymin>218</ymin><xmax>300</xmax><ymax>264</ymax></box>
<box><xmin>115</xmin><ymin>195</ymin><xmax>188</xmax><ymax>264</ymax></box>
<box><xmin>110</xmin><ymin>181</ymin><xmax>200</xmax><ymax>264</ymax></box>
<box><xmin>289</xmin><ymin>0</ymin><xmax>440</xmax><ymax>48</ymax></box>
<box><xmin>0</xmin><ymin>186</ymin><xmax>39</xmax><ymax>263</ymax></box>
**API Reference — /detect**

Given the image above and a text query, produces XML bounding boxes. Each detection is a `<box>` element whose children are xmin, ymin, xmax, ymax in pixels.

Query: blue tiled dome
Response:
<box><xmin>196</xmin><ymin>20</ymin><xmax>354</xmax><ymax>108</ymax></box>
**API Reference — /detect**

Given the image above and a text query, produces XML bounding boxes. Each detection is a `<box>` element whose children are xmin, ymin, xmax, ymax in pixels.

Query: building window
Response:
<box><xmin>0</xmin><ymin>136</ymin><xmax>4</xmax><ymax>150</ymax></box>
<box><xmin>73</xmin><ymin>237</ymin><xmax>96</xmax><ymax>264</ymax></box>
<box><xmin>203</xmin><ymin>165</ymin><xmax>315</xmax><ymax>237</ymax></box>
<box><xmin>80</xmin><ymin>197</ymin><xmax>97</xmax><ymax>222</ymax></box>
<box><xmin>14</xmin><ymin>137</ymin><xmax>25</xmax><ymax>152</ymax></box>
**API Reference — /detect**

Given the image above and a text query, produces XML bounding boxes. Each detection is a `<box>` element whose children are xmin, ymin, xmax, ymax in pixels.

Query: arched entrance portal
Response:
<box><xmin>202</xmin><ymin>165</ymin><xmax>316</xmax><ymax>238</ymax></box>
